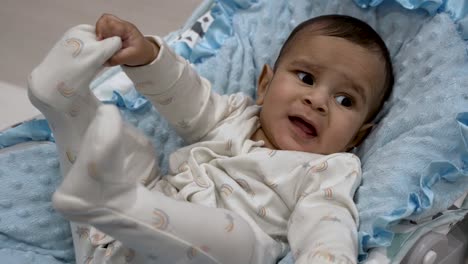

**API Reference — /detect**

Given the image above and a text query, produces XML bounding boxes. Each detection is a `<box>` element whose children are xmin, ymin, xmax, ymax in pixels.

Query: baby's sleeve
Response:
<box><xmin>123</xmin><ymin>36</ymin><xmax>241</xmax><ymax>143</ymax></box>
<box><xmin>287</xmin><ymin>154</ymin><xmax>362</xmax><ymax>264</ymax></box>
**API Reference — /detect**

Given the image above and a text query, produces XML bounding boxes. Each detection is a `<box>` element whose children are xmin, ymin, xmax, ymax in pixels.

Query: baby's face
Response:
<box><xmin>254</xmin><ymin>34</ymin><xmax>386</xmax><ymax>154</ymax></box>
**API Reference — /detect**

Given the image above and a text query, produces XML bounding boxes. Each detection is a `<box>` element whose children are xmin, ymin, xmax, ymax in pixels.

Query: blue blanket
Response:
<box><xmin>0</xmin><ymin>0</ymin><xmax>467</xmax><ymax>263</ymax></box>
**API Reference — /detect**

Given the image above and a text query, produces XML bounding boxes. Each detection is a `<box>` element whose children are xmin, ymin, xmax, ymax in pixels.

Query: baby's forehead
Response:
<box><xmin>284</xmin><ymin>33</ymin><xmax>386</xmax><ymax>74</ymax></box>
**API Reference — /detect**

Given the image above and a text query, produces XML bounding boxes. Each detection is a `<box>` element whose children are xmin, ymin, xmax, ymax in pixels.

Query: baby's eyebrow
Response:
<box><xmin>290</xmin><ymin>58</ymin><xmax>322</xmax><ymax>72</ymax></box>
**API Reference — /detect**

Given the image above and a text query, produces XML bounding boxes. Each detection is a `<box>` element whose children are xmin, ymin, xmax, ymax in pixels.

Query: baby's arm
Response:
<box><xmin>288</xmin><ymin>154</ymin><xmax>362</xmax><ymax>264</ymax></box>
<box><xmin>97</xmin><ymin>14</ymin><xmax>239</xmax><ymax>143</ymax></box>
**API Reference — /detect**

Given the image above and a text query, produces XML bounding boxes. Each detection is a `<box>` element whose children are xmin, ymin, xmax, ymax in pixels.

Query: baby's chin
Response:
<box><xmin>261</xmin><ymin>130</ymin><xmax>345</xmax><ymax>154</ymax></box>
<box><xmin>275</xmin><ymin>138</ymin><xmax>347</xmax><ymax>155</ymax></box>
<box><xmin>274</xmin><ymin>137</ymin><xmax>320</xmax><ymax>154</ymax></box>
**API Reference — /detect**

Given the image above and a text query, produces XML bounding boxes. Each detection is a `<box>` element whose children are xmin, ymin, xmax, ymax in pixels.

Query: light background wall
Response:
<box><xmin>0</xmin><ymin>0</ymin><xmax>202</xmax><ymax>128</ymax></box>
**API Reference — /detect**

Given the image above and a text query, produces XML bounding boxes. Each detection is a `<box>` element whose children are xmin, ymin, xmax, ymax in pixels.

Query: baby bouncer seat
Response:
<box><xmin>0</xmin><ymin>0</ymin><xmax>467</xmax><ymax>263</ymax></box>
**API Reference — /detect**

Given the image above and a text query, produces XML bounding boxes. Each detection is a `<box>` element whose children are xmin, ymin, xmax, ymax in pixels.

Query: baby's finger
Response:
<box><xmin>95</xmin><ymin>14</ymin><xmax>126</xmax><ymax>40</ymax></box>
<box><xmin>106</xmin><ymin>47</ymin><xmax>133</xmax><ymax>67</ymax></box>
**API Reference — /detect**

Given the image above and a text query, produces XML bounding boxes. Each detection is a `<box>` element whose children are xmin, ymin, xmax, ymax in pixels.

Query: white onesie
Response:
<box><xmin>28</xmin><ymin>25</ymin><xmax>362</xmax><ymax>264</ymax></box>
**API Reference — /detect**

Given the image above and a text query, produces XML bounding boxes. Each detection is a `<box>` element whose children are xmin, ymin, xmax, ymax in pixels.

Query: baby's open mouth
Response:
<box><xmin>289</xmin><ymin>116</ymin><xmax>317</xmax><ymax>137</ymax></box>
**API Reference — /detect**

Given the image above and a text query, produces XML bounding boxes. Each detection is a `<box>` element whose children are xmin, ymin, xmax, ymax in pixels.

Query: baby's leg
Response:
<box><xmin>53</xmin><ymin>105</ymin><xmax>256</xmax><ymax>264</ymax></box>
<box><xmin>28</xmin><ymin>25</ymin><xmax>159</xmax><ymax>263</ymax></box>
<box><xmin>27</xmin><ymin>24</ymin><xmax>121</xmax><ymax>174</ymax></box>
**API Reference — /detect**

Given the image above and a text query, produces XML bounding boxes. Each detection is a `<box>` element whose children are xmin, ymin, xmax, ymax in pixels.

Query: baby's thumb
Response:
<box><xmin>97</xmin><ymin>36</ymin><xmax>122</xmax><ymax>66</ymax></box>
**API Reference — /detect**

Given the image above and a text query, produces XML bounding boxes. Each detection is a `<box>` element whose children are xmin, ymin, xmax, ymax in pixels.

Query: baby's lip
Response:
<box><xmin>288</xmin><ymin>115</ymin><xmax>319</xmax><ymax>137</ymax></box>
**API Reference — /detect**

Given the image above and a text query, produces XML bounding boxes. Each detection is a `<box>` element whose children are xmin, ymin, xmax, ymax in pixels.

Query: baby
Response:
<box><xmin>28</xmin><ymin>13</ymin><xmax>393</xmax><ymax>264</ymax></box>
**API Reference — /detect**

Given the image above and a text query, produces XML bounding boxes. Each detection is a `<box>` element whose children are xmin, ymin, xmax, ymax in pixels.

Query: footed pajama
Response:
<box><xmin>29</xmin><ymin>25</ymin><xmax>362</xmax><ymax>264</ymax></box>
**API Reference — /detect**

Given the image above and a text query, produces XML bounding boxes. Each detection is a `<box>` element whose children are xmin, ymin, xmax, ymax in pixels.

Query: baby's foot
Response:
<box><xmin>27</xmin><ymin>25</ymin><xmax>122</xmax><ymax>172</ymax></box>
<box><xmin>52</xmin><ymin>104</ymin><xmax>159</xmax><ymax>221</ymax></box>
<box><xmin>28</xmin><ymin>24</ymin><xmax>121</xmax><ymax>113</ymax></box>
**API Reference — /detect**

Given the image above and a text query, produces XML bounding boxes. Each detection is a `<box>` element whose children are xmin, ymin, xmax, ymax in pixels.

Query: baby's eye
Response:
<box><xmin>297</xmin><ymin>72</ymin><xmax>315</xmax><ymax>85</ymax></box>
<box><xmin>335</xmin><ymin>95</ymin><xmax>353</xmax><ymax>107</ymax></box>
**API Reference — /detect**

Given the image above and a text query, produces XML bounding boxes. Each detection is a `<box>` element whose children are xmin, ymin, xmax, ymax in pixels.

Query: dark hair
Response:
<box><xmin>274</xmin><ymin>15</ymin><xmax>394</xmax><ymax>120</ymax></box>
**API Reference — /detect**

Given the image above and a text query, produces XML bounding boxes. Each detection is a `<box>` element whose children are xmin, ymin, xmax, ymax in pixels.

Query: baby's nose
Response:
<box><xmin>302</xmin><ymin>93</ymin><xmax>328</xmax><ymax>114</ymax></box>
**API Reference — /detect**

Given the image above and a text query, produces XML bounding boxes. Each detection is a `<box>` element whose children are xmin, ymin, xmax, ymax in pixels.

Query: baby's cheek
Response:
<box><xmin>331</xmin><ymin>126</ymin><xmax>358</xmax><ymax>151</ymax></box>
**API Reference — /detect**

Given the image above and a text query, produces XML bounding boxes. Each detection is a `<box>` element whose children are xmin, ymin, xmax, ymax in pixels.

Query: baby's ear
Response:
<box><xmin>256</xmin><ymin>64</ymin><xmax>273</xmax><ymax>105</ymax></box>
<box><xmin>347</xmin><ymin>123</ymin><xmax>374</xmax><ymax>150</ymax></box>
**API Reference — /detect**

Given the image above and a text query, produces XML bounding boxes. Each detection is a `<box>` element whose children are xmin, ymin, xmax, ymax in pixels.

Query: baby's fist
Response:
<box><xmin>95</xmin><ymin>14</ymin><xmax>159</xmax><ymax>66</ymax></box>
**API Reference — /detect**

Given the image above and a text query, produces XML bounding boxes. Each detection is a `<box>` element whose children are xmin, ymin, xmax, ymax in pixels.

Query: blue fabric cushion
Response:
<box><xmin>0</xmin><ymin>142</ymin><xmax>74</xmax><ymax>263</ymax></box>
<box><xmin>354</xmin><ymin>11</ymin><xmax>468</xmax><ymax>258</ymax></box>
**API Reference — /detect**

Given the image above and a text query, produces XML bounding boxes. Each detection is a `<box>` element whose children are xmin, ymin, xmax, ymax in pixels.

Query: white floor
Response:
<box><xmin>0</xmin><ymin>0</ymin><xmax>202</xmax><ymax>129</ymax></box>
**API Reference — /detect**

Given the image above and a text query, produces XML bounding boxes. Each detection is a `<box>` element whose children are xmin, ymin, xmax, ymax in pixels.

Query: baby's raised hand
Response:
<box><xmin>95</xmin><ymin>14</ymin><xmax>159</xmax><ymax>67</ymax></box>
